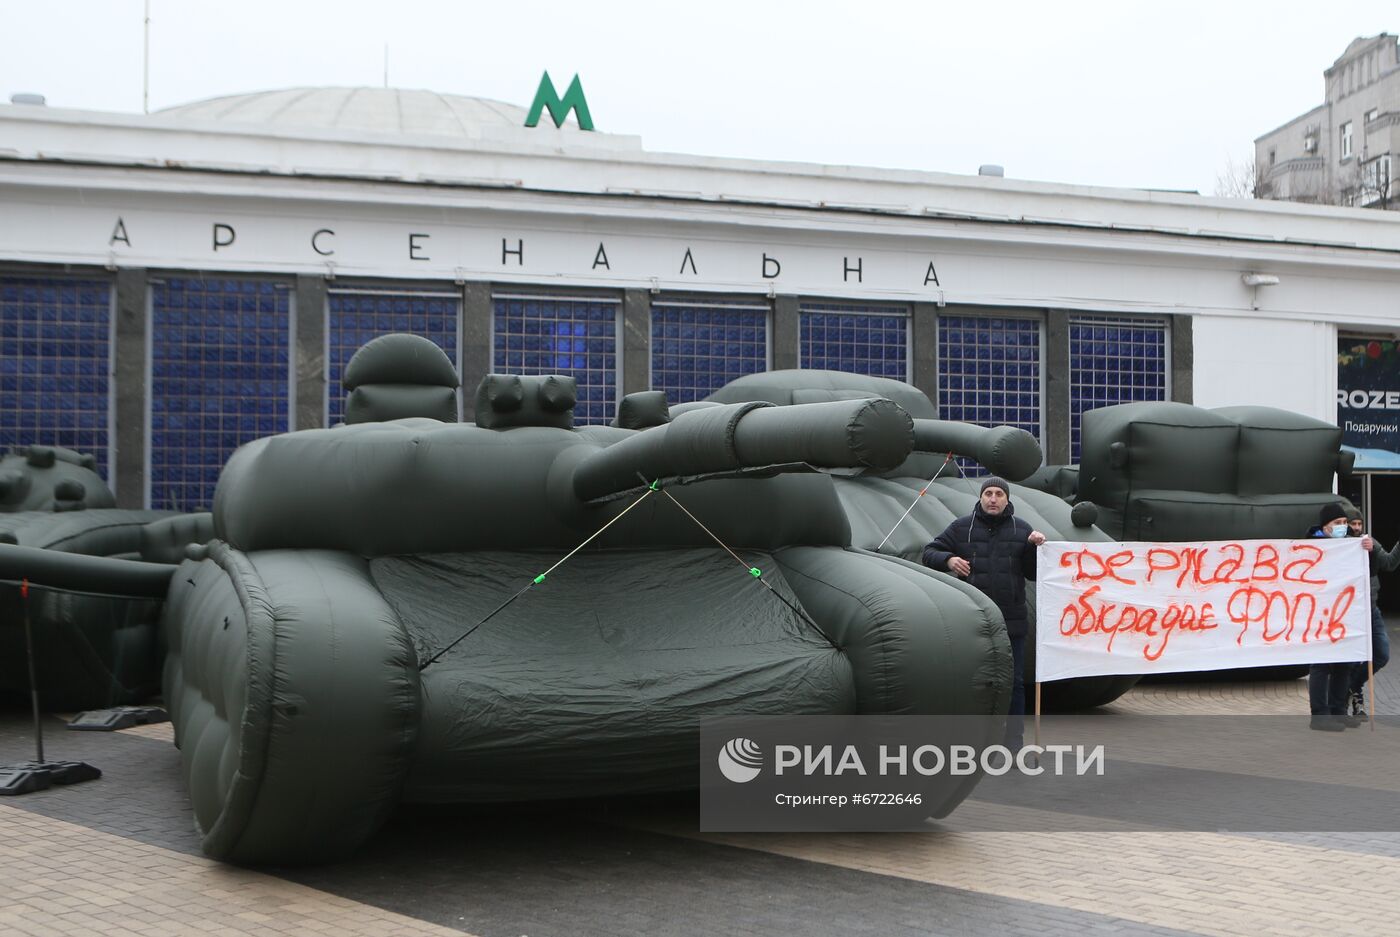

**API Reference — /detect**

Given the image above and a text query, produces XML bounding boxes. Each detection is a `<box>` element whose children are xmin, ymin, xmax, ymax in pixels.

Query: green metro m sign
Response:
<box><xmin>525</xmin><ymin>71</ymin><xmax>594</xmax><ymax>131</ymax></box>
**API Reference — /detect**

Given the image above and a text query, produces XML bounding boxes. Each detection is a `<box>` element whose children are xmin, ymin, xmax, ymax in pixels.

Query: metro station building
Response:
<box><xmin>2</xmin><ymin>86</ymin><xmax>1399</xmax><ymax>532</ymax></box>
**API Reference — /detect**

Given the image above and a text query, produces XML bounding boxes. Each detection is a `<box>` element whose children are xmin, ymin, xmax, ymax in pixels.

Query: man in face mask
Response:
<box><xmin>1307</xmin><ymin>503</ymin><xmax>1373</xmax><ymax>730</ymax></box>
<box><xmin>1343</xmin><ymin>507</ymin><xmax>1398</xmax><ymax>717</ymax></box>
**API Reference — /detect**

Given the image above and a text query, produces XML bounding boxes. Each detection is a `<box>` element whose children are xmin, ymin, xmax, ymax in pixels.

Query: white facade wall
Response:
<box><xmin>4</xmin><ymin>160</ymin><xmax>1400</xmax><ymax>325</ymax></box>
<box><xmin>3</xmin><ymin>92</ymin><xmax>1400</xmax><ymax>499</ymax></box>
<box><xmin>1192</xmin><ymin>317</ymin><xmax>1339</xmax><ymax>422</ymax></box>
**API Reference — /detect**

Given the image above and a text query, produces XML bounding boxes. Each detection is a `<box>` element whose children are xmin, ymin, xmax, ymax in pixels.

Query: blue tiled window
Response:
<box><xmin>149</xmin><ymin>278</ymin><xmax>290</xmax><ymax>511</ymax></box>
<box><xmin>651</xmin><ymin>298</ymin><xmax>769</xmax><ymax>405</ymax></box>
<box><xmin>0</xmin><ymin>276</ymin><xmax>113</xmax><ymax>480</ymax></box>
<box><xmin>938</xmin><ymin>315</ymin><xmax>1043</xmax><ymax>475</ymax></box>
<box><xmin>799</xmin><ymin>303</ymin><xmax>909</xmax><ymax>380</ymax></box>
<box><xmin>327</xmin><ymin>288</ymin><xmax>459</xmax><ymax>425</ymax></box>
<box><xmin>493</xmin><ymin>294</ymin><xmax>618</xmax><ymax>424</ymax></box>
<box><xmin>1070</xmin><ymin>316</ymin><xmax>1168</xmax><ymax>462</ymax></box>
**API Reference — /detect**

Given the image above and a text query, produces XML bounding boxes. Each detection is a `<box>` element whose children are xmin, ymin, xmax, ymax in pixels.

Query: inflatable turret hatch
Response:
<box><xmin>341</xmin><ymin>332</ymin><xmax>460</xmax><ymax>424</ymax></box>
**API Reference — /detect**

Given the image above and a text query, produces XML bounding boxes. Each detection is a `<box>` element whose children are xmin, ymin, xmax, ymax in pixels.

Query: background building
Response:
<box><xmin>3</xmin><ymin>86</ymin><xmax>1400</xmax><ymax>557</ymax></box>
<box><xmin>1256</xmin><ymin>33</ymin><xmax>1399</xmax><ymax>208</ymax></box>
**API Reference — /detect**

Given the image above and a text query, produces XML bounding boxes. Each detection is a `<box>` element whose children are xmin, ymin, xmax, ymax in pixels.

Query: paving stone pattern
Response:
<box><xmin>2</xmin><ymin>620</ymin><xmax>1398</xmax><ymax>937</ymax></box>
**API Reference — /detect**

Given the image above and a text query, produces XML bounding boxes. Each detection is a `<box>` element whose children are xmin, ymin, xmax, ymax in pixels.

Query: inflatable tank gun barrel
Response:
<box><xmin>0</xmin><ymin>514</ymin><xmax>209</xmax><ymax>598</ymax></box>
<box><xmin>572</xmin><ymin>398</ymin><xmax>916</xmax><ymax>502</ymax></box>
<box><xmin>909</xmin><ymin>419</ymin><xmax>1043</xmax><ymax>481</ymax></box>
<box><xmin>0</xmin><ymin>543</ymin><xmax>176</xmax><ymax>598</ymax></box>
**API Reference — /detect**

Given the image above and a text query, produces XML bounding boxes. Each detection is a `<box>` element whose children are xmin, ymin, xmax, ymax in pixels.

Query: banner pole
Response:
<box><xmin>1030</xmin><ymin>680</ymin><xmax>1041</xmax><ymax>745</ymax></box>
<box><xmin>22</xmin><ymin>579</ymin><xmax>44</xmax><ymax>763</ymax></box>
<box><xmin>1368</xmin><ymin>658</ymin><xmax>1376</xmax><ymax>732</ymax></box>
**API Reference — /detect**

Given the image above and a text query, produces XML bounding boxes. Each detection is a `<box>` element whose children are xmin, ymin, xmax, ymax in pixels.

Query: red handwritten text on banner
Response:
<box><xmin>1035</xmin><ymin>539</ymin><xmax>1371</xmax><ymax>681</ymax></box>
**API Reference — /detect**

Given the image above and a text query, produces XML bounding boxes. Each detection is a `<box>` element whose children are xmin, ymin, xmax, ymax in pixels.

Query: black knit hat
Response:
<box><xmin>980</xmin><ymin>476</ymin><xmax>1010</xmax><ymax>497</ymax></box>
<box><xmin>1318</xmin><ymin>502</ymin><xmax>1347</xmax><ymax>527</ymax></box>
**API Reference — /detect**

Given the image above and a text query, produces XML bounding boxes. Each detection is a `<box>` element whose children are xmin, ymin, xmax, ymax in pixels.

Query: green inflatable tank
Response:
<box><xmin>0</xmin><ymin>444</ymin><xmax>207</xmax><ymax>709</ymax></box>
<box><xmin>158</xmin><ymin>336</ymin><xmax>1015</xmax><ymax>864</ymax></box>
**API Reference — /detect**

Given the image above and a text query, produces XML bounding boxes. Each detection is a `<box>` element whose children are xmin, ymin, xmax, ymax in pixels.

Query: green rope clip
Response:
<box><xmin>649</xmin><ymin>479</ymin><xmax>659</xmax><ymax>491</ymax></box>
<box><xmin>533</xmin><ymin>573</ymin><xmax>546</xmax><ymax>584</ymax></box>
<box><xmin>749</xmin><ymin>567</ymin><xmax>762</xmax><ymax>578</ymax></box>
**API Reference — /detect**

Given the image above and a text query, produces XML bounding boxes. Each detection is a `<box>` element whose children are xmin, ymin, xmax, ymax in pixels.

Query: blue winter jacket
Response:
<box><xmin>922</xmin><ymin>502</ymin><xmax>1037</xmax><ymax>636</ymax></box>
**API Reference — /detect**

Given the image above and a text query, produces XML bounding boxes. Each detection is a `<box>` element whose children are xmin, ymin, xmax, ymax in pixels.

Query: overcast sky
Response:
<box><xmin>0</xmin><ymin>1</ymin><xmax>1391</xmax><ymax>196</ymax></box>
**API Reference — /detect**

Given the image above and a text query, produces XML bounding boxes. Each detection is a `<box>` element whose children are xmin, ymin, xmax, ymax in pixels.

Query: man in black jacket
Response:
<box><xmin>921</xmin><ymin>477</ymin><xmax>1045</xmax><ymax>746</ymax></box>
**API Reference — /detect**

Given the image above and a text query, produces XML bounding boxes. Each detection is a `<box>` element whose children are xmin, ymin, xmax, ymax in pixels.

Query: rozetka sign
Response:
<box><xmin>1337</xmin><ymin>336</ymin><xmax>1400</xmax><ymax>470</ymax></box>
<box><xmin>1035</xmin><ymin>538</ymin><xmax>1371</xmax><ymax>680</ymax></box>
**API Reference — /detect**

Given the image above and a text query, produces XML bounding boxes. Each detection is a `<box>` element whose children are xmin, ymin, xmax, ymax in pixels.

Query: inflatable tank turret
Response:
<box><xmin>1076</xmin><ymin>402</ymin><xmax>1356</xmax><ymax>541</ymax></box>
<box><xmin>0</xmin><ymin>444</ymin><xmax>112</xmax><ymax>513</ymax></box>
<box><xmin>694</xmin><ymin>370</ymin><xmax>1136</xmax><ymax>712</ymax></box>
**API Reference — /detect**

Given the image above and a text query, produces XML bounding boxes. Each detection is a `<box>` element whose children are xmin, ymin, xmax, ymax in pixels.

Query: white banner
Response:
<box><xmin>1035</xmin><ymin>539</ymin><xmax>1372</xmax><ymax>681</ymax></box>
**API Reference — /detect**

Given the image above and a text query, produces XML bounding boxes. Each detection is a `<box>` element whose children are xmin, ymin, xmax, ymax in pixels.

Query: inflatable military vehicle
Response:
<box><xmin>0</xmin><ymin>444</ymin><xmax>209</xmax><ymax>709</ymax></box>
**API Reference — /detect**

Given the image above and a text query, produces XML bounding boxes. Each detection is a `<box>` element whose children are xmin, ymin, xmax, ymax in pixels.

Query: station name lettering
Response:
<box><xmin>105</xmin><ymin>216</ymin><xmax>943</xmax><ymax>288</ymax></box>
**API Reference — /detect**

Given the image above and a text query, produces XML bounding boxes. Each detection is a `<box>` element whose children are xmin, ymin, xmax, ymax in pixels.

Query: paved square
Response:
<box><xmin>2</xmin><ymin>615</ymin><xmax>1397</xmax><ymax>937</ymax></box>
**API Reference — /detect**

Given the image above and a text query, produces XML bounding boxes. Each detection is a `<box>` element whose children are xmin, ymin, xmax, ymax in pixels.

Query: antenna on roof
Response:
<box><xmin>142</xmin><ymin>0</ymin><xmax>151</xmax><ymax>113</ymax></box>
<box><xmin>383</xmin><ymin>44</ymin><xmax>389</xmax><ymax>89</ymax></box>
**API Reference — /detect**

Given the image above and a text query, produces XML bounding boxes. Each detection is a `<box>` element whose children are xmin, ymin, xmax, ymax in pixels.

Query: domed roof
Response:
<box><xmin>154</xmin><ymin>87</ymin><xmax>588</xmax><ymax>140</ymax></box>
